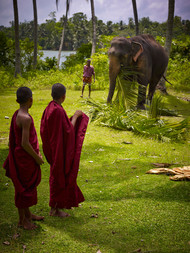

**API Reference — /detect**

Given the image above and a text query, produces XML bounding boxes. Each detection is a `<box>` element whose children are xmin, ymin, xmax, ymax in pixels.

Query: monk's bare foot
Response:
<box><xmin>18</xmin><ymin>218</ymin><xmax>37</xmax><ymax>230</ymax></box>
<box><xmin>49</xmin><ymin>209</ymin><xmax>70</xmax><ymax>218</ymax></box>
<box><xmin>31</xmin><ymin>213</ymin><xmax>44</xmax><ymax>221</ymax></box>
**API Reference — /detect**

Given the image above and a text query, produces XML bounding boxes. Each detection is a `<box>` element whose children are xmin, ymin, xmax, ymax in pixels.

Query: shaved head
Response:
<box><xmin>16</xmin><ymin>87</ymin><xmax>32</xmax><ymax>104</ymax></box>
<box><xmin>51</xmin><ymin>83</ymin><xmax>66</xmax><ymax>100</ymax></box>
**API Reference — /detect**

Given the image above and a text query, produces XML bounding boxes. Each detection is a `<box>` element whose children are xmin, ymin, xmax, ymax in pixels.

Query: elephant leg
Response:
<box><xmin>137</xmin><ymin>84</ymin><xmax>147</xmax><ymax>109</ymax></box>
<box><xmin>148</xmin><ymin>82</ymin><xmax>158</xmax><ymax>104</ymax></box>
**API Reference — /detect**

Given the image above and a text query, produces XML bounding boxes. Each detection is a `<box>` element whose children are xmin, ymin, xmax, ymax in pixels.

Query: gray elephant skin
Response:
<box><xmin>107</xmin><ymin>34</ymin><xmax>169</xmax><ymax>109</ymax></box>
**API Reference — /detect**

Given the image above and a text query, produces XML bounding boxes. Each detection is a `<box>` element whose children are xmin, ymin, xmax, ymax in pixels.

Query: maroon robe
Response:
<box><xmin>40</xmin><ymin>101</ymin><xmax>89</xmax><ymax>209</ymax></box>
<box><xmin>3</xmin><ymin>111</ymin><xmax>41</xmax><ymax>208</ymax></box>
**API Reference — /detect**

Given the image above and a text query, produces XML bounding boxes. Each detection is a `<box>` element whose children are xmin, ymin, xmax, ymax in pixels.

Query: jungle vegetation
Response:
<box><xmin>0</xmin><ymin>12</ymin><xmax>190</xmax><ymax>51</ymax></box>
<box><xmin>0</xmin><ymin>7</ymin><xmax>190</xmax><ymax>253</ymax></box>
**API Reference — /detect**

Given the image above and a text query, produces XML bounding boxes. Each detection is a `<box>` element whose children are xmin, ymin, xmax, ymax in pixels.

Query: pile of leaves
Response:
<box><xmin>85</xmin><ymin>99</ymin><xmax>190</xmax><ymax>143</ymax></box>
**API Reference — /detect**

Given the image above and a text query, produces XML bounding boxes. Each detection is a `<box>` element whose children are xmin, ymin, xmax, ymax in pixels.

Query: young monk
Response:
<box><xmin>40</xmin><ymin>83</ymin><xmax>89</xmax><ymax>217</ymax></box>
<box><xmin>3</xmin><ymin>87</ymin><xmax>44</xmax><ymax>230</ymax></box>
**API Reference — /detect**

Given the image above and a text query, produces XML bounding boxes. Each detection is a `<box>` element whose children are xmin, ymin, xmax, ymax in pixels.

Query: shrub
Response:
<box><xmin>167</xmin><ymin>58</ymin><xmax>190</xmax><ymax>91</ymax></box>
<box><xmin>63</xmin><ymin>43</ymin><xmax>92</xmax><ymax>69</ymax></box>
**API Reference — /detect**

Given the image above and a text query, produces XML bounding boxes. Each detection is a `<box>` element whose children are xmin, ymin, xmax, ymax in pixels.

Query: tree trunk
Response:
<box><xmin>158</xmin><ymin>0</ymin><xmax>175</xmax><ymax>93</ymax></box>
<box><xmin>165</xmin><ymin>0</ymin><xmax>175</xmax><ymax>55</ymax></box>
<box><xmin>33</xmin><ymin>0</ymin><xmax>38</xmax><ymax>69</ymax></box>
<box><xmin>13</xmin><ymin>0</ymin><xmax>21</xmax><ymax>76</ymax></box>
<box><xmin>57</xmin><ymin>0</ymin><xmax>69</xmax><ymax>69</ymax></box>
<box><xmin>90</xmin><ymin>0</ymin><xmax>96</xmax><ymax>56</ymax></box>
<box><xmin>132</xmin><ymin>0</ymin><xmax>139</xmax><ymax>35</ymax></box>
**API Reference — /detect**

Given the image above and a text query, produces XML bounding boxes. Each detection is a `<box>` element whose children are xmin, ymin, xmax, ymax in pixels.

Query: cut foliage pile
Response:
<box><xmin>85</xmin><ymin>100</ymin><xmax>190</xmax><ymax>143</ymax></box>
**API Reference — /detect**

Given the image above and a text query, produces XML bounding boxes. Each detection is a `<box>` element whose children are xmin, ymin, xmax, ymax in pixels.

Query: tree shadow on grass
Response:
<box><xmin>80</xmin><ymin>142</ymin><xmax>190</xmax><ymax>203</ymax></box>
<box><xmin>0</xmin><ymin>141</ymin><xmax>189</xmax><ymax>252</ymax></box>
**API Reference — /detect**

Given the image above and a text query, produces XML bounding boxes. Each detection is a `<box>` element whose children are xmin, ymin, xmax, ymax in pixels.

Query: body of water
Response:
<box><xmin>40</xmin><ymin>50</ymin><xmax>76</xmax><ymax>66</ymax></box>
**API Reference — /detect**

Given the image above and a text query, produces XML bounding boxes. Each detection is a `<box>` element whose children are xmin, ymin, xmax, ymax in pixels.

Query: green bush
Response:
<box><xmin>37</xmin><ymin>57</ymin><xmax>57</xmax><ymax>71</ymax></box>
<box><xmin>167</xmin><ymin>58</ymin><xmax>190</xmax><ymax>91</ymax></box>
<box><xmin>63</xmin><ymin>43</ymin><xmax>92</xmax><ymax>69</ymax></box>
<box><xmin>170</xmin><ymin>35</ymin><xmax>190</xmax><ymax>60</ymax></box>
<box><xmin>91</xmin><ymin>53</ymin><xmax>109</xmax><ymax>90</ymax></box>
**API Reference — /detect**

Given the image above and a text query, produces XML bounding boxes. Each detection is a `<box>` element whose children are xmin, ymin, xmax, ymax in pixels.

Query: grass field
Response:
<box><xmin>0</xmin><ymin>88</ymin><xmax>190</xmax><ymax>253</ymax></box>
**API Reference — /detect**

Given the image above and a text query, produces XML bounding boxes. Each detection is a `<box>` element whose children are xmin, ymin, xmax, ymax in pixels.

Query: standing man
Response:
<box><xmin>81</xmin><ymin>59</ymin><xmax>95</xmax><ymax>98</ymax></box>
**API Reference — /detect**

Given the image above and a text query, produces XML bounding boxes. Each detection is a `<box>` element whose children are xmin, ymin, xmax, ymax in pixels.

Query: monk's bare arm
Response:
<box><xmin>21</xmin><ymin>116</ymin><xmax>44</xmax><ymax>165</ymax></box>
<box><xmin>71</xmin><ymin>110</ymin><xmax>83</xmax><ymax>127</ymax></box>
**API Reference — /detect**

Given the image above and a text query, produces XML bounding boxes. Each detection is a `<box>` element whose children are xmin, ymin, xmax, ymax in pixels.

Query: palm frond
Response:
<box><xmin>85</xmin><ymin>100</ymin><xmax>190</xmax><ymax>142</ymax></box>
<box><xmin>148</xmin><ymin>92</ymin><xmax>178</xmax><ymax>118</ymax></box>
<box><xmin>149</xmin><ymin>93</ymin><xmax>162</xmax><ymax>119</ymax></box>
<box><xmin>114</xmin><ymin>66</ymin><xmax>139</xmax><ymax>109</ymax></box>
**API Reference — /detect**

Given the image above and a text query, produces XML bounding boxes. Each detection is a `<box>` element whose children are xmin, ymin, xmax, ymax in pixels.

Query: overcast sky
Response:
<box><xmin>0</xmin><ymin>0</ymin><xmax>190</xmax><ymax>27</ymax></box>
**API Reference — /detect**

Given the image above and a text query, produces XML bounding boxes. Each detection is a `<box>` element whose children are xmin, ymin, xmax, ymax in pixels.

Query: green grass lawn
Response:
<box><xmin>0</xmin><ymin>89</ymin><xmax>190</xmax><ymax>253</ymax></box>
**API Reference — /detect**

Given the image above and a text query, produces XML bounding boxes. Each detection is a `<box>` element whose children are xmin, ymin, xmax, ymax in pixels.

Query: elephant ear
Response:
<box><xmin>131</xmin><ymin>41</ymin><xmax>143</xmax><ymax>62</ymax></box>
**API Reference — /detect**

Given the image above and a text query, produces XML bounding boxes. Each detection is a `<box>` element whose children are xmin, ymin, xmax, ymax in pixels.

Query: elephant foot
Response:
<box><xmin>156</xmin><ymin>85</ymin><xmax>168</xmax><ymax>95</ymax></box>
<box><xmin>137</xmin><ymin>104</ymin><xmax>146</xmax><ymax>110</ymax></box>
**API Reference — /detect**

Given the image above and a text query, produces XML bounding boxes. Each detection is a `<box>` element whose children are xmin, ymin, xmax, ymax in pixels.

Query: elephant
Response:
<box><xmin>107</xmin><ymin>34</ymin><xmax>169</xmax><ymax>109</ymax></box>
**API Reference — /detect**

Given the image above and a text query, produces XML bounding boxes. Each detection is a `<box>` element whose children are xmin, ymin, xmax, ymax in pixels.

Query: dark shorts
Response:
<box><xmin>83</xmin><ymin>76</ymin><xmax>92</xmax><ymax>86</ymax></box>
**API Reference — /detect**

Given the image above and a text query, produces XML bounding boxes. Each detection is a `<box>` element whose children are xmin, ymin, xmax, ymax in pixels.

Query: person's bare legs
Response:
<box><xmin>24</xmin><ymin>208</ymin><xmax>44</xmax><ymax>221</ymax></box>
<box><xmin>49</xmin><ymin>207</ymin><xmax>70</xmax><ymax>218</ymax></box>
<box><xmin>89</xmin><ymin>84</ymin><xmax>91</xmax><ymax>98</ymax></box>
<box><xmin>81</xmin><ymin>85</ymin><xmax>85</xmax><ymax>97</ymax></box>
<box><xmin>18</xmin><ymin>208</ymin><xmax>37</xmax><ymax>230</ymax></box>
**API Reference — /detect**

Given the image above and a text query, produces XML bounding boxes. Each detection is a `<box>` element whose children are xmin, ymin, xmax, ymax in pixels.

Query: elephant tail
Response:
<box><xmin>163</xmin><ymin>75</ymin><xmax>173</xmax><ymax>86</ymax></box>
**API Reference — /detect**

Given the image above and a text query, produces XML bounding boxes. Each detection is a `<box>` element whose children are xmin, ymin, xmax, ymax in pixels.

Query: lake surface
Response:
<box><xmin>40</xmin><ymin>50</ymin><xmax>76</xmax><ymax>66</ymax></box>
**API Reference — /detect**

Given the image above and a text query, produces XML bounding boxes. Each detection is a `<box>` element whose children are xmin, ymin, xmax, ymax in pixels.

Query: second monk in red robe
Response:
<box><xmin>40</xmin><ymin>83</ymin><xmax>89</xmax><ymax>217</ymax></box>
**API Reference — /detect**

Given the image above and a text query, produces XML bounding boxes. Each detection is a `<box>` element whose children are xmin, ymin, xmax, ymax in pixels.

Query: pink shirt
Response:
<box><xmin>83</xmin><ymin>65</ymin><xmax>95</xmax><ymax>78</ymax></box>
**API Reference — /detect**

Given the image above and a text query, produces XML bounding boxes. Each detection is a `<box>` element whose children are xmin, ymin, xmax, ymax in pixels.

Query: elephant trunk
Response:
<box><xmin>107</xmin><ymin>79</ymin><xmax>116</xmax><ymax>103</ymax></box>
<box><xmin>107</xmin><ymin>55</ymin><xmax>121</xmax><ymax>103</ymax></box>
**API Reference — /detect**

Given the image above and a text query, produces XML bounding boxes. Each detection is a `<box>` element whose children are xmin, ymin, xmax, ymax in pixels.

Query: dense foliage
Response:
<box><xmin>1</xmin><ymin>12</ymin><xmax>190</xmax><ymax>51</ymax></box>
<box><xmin>1</xmin><ymin>34</ymin><xmax>189</xmax><ymax>93</ymax></box>
<box><xmin>0</xmin><ymin>11</ymin><xmax>190</xmax><ymax>93</ymax></box>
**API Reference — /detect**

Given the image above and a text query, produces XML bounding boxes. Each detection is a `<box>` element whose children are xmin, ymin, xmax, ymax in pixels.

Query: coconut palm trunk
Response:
<box><xmin>165</xmin><ymin>0</ymin><xmax>175</xmax><ymax>55</ymax></box>
<box><xmin>56</xmin><ymin>0</ymin><xmax>70</xmax><ymax>69</ymax></box>
<box><xmin>158</xmin><ymin>0</ymin><xmax>175</xmax><ymax>93</ymax></box>
<box><xmin>33</xmin><ymin>0</ymin><xmax>38</xmax><ymax>69</ymax></box>
<box><xmin>90</xmin><ymin>0</ymin><xmax>96</xmax><ymax>56</ymax></box>
<box><xmin>13</xmin><ymin>0</ymin><xmax>21</xmax><ymax>76</ymax></box>
<box><xmin>132</xmin><ymin>0</ymin><xmax>139</xmax><ymax>35</ymax></box>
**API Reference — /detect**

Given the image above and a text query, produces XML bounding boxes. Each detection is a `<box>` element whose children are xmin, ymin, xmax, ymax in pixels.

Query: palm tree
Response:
<box><xmin>13</xmin><ymin>0</ymin><xmax>21</xmax><ymax>76</ymax></box>
<box><xmin>56</xmin><ymin>0</ymin><xmax>96</xmax><ymax>67</ymax></box>
<box><xmin>33</xmin><ymin>0</ymin><xmax>38</xmax><ymax>69</ymax></box>
<box><xmin>132</xmin><ymin>0</ymin><xmax>139</xmax><ymax>35</ymax></box>
<box><xmin>158</xmin><ymin>0</ymin><xmax>175</xmax><ymax>93</ymax></box>
<box><xmin>90</xmin><ymin>0</ymin><xmax>96</xmax><ymax>55</ymax></box>
<box><xmin>165</xmin><ymin>0</ymin><xmax>175</xmax><ymax>55</ymax></box>
<box><xmin>56</xmin><ymin>0</ymin><xmax>70</xmax><ymax>68</ymax></box>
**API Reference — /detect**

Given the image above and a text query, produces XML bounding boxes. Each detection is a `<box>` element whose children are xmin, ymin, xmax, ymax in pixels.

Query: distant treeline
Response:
<box><xmin>0</xmin><ymin>11</ymin><xmax>190</xmax><ymax>51</ymax></box>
